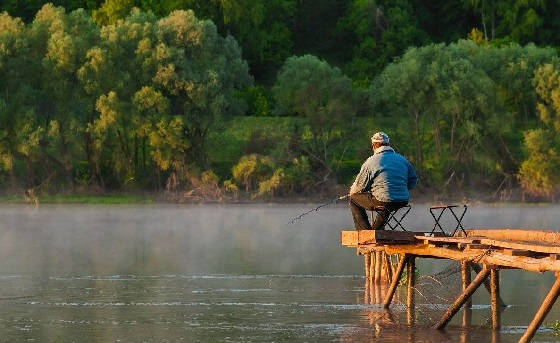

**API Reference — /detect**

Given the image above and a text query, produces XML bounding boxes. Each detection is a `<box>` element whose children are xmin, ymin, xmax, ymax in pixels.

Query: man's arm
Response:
<box><xmin>350</xmin><ymin>163</ymin><xmax>370</xmax><ymax>195</ymax></box>
<box><xmin>407</xmin><ymin>162</ymin><xmax>418</xmax><ymax>190</ymax></box>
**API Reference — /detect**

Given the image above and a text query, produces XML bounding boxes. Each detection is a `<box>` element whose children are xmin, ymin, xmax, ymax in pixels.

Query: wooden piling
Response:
<box><xmin>375</xmin><ymin>281</ymin><xmax>382</xmax><ymax>304</ymax></box>
<box><xmin>472</xmin><ymin>263</ymin><xmax>506</xmax><ymax>307</ymax></box>
<box><xmin>461</xmin><ymin>260</ymin><xmax>472</xmax><ymax>327</ymax></box>
<box><xmin>383</xmin><ymin>254</ymin><xmax>409</xmax><ymax>308</ymax></box>
<box><xmin>364</xmin><ymin>253</ymin><xmax>371</xmax><ymax>279</ymax></box>
<box><xmin>433</xmin><ymin>265</ymin><xmax>490</xmax><ymax>330</ymax></box>
<box><xmin>519</xmin><ymin>274</ymin><xmax>560</xmax><ymax>343</ymax></box>
<box><xmin>370</xmin><ymin>253</ymin><xmax>376</xmax><ymax>279</ymax></box>
<box><xmin>407</xmin><ymin>256</ymin><xmax>416</xmax><ymax>325</ymax></box>
<box><xmin>461</xmin><ymin>260</ymin><xmax>472</xmax><ymax>309</ymax></box>
<box><xmin>375</xmin><ymin>250</ymin><xmax>383</xmax><ymax>283</ymax></box>
<box><xmin>385</xmin><ymin>253</ymin><xmax>393</xmax><ymax>284</ymax></box>
<box><xmin>490</xmin><ymin>268</ymin><xmax>500</xmax><ymax>330</ymax></box>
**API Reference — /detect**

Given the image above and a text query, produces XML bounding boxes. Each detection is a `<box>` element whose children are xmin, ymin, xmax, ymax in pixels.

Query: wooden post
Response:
<box><xmin>433</xmin><ymin>265</ymin><xmax>490</xmax><ymax>330</ymax></box>
<box><xmin>375</xmin><ymin>281</ymin><xmax>382</xmax><ymax>304</ymax></box>
<box><xmin>490</xmin><ymin>268</ymin><xmax>500</xmax><ymax>330</ymax></box>
<box><xmin>364</xmin><ymin>253</ymin><xmax>371</xmax><ymax>279</ymax></box>
<box><xmin>375</xmin><ymin>250</ymin><xmax>383</xmax><ymax>284</ymax></box>
<box><xmin>383</xmin><ymin>254</ymin><xmax>409</xmax><ymax>308</ymax></box>
<box><xmin>380</xmin><ymin>251</ymin><xmax>388</xmax><ymax>283</ymax></box>
<box><xmin>472</xmin><ymin>263</ymin><xmax>506</xmax><ymax>307</ymax></box>
<box><xmin>519</xmin><ymin>275</ymin><xmax>560</xmax><ymax>343</ymax></box>
<box><xmin>385</xmin><ymin>253</ymin><xmax>393</xmax><ymax>284</ymax></box>
<box><xmin>461</xmin><ymin>260</ymin><xmax>472</xmax><ymax>328</ymax></box>
<box><xmin>407</xmin><ymin>256</ymin><xmax>416</xmax><ymax>325</ymax></box>
<box><xmin>370</xmin><ymin>253</ymin><xmax>376</xmax><ymax>279</ymax></box>
<box><xmin>369</xmin><ymin>278</ymin><xmax>376</xmax><ymax>304</ymax></box>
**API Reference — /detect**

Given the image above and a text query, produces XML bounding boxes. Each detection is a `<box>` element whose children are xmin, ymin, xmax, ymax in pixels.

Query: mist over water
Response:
<box><xmin>0</xmin><ymin>203</ymin><xmax>559</xmax><ymax>342</ymax></box>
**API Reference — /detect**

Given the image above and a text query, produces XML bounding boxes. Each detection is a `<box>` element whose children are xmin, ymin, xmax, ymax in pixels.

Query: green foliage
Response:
<box><xmin>92</xmin><ymin>0</ymin><xmax>134</xmax><ymax>25</ymax></box>
<box><xmin>257</xmin><ymin>168</ymin><xmax>284</xmax><ymax>198</ymax></box>
<box><xmin>518</xmin><ymin>129</ymin><xmax>560</xmax><ymax>196</ymax></box>
<box><xmin>1</xmin><ymin>1</ymin><xmax>560</xmax><ymax>200</ymax></box>
<box><xmin>372</xmin><ymin>41</ymin><xmax>557</xmax><ymax>192</ymax></box>
<box><xmin>547</xmin><ymin>319</ymin><xmax>560</xmax><ymax>335</ymax></box>
<box><xmin>274</xmin><ymin>55</ymin><xmax>358</xmax><ymax>181</ymax></box>
<box><xmin>231</xmin><ymin>154</ymin><xmax>274</xmax><ymax>193</ymax></box>
<box><xmin>518</xmin><ymin>63</ymin><xmax>560</xmax><ymax>196</ymax></box>
<box><xmin>337</xmin><ymin>0</ymin><xmax>429</xmax><ymax>81</ymax></box>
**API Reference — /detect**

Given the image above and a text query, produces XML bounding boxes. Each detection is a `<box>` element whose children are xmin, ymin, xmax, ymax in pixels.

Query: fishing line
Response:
<box><xmin>288</xmin><ymin>194</ymin><xmax>349</xmax><ymax>225</ymax></box>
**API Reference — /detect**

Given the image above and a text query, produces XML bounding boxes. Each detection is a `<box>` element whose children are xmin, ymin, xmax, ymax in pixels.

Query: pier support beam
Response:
<box><xmin>519</xmin><ymin>274</ymin><xmax>560</xmax><ymax>343</ymax></box>
<box><xmin>472</xmin><ymin>263</ymin><xmax>506</xmax><ymax>308</ymax></box>
<box><xmin>385</xmin><ymin>254</ymin><xmax>393</xmax><ymax>284</ymax></box>
<box><xmin>433</xmin><ymin>265</ymin><xmax>490</xmax><ymax>330</ymax></box>
<box><xmin>364</xmin><ymin>253</ymin><xmax>371</xmax><ymax>279</ymax></box>
<box><xmin>490</xmin><ymin>268</ymin><xmax>500</xmax><ymax>330</ymax></box>
<box><xmin>461</xmin><ymin>261</ymin><xmax>472</xmax><ymax>327</ymax></box>
<box><xmin>375</xmin><ymin>251</ymin><xmax>383</xmax><ymax>283</ymax></box>
<box><xmin>383</xmin><ymin>254</ymin><xmax>409</xmax><ymax>308</ymax></box>
<box><xmin>370</xmin><ymin>253</ymin><xmax>375</xmax><ymax>280</ymax></box>
<box><xmin>407</xmin><ymin>256</ymin><xmax>416</xmax><ymax>325</ymax></box>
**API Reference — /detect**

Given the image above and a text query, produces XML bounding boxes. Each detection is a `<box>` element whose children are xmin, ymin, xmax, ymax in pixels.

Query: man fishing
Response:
<box><xmin>349</xmin><ymin>132</ymin><xmax>418</xmax><ymax>230</ymax></box>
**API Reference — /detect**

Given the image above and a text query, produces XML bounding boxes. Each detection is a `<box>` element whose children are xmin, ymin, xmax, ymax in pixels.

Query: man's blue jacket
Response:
<box><xmin>350</xmin><ymin>146</ymin><xmax>418</xmax><ymax>202</ymax></box>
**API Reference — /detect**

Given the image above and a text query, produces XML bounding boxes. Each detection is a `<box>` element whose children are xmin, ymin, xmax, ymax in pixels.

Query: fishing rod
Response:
<box><xmin>288</xmin><ymin>194</ymin><xmax>349</xmax><ymax>225</ymax></box>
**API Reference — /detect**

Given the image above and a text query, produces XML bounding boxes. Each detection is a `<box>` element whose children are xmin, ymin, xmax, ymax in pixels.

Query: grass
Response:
<box><xmin>0</xmin><ymin>194</ymin><xmax>155</xmax><ymax>204</ymax></box>
<box><xmin>548</xmin><ymin>320</ymin><xmax>560</xmax><ymax>335</ymax></box>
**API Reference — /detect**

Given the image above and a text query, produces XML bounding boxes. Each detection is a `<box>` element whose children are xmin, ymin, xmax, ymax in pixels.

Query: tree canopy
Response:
<box><xmin>1</xmin><ymin>1</ymin><xmax>560</xmax><ymax>200</ymax></box>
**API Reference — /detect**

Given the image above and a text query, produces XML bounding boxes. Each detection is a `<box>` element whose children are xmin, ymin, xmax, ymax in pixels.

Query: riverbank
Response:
<box><xmin>0</xmin><ymin>190</ymin><xmax>555</xmax><ymax>205</ymax></box>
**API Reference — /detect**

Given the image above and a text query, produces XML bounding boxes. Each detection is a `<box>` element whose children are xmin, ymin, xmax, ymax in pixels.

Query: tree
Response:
<box><xmin>154</xmin><ymin>9</ymin><xmax>251</xmax><ymax>168</ymax></box>
<box><xmin>0</xmin><ymin>11</ymin><xmax>30</xmax><ymax>188</ymax></box>
<box><xmin>78</xmin><ymin>8</ymin><xmax>251</xmax><ymax>188</ymax></box>
<box><xmin>273</xmin><ymin>55</ymin><xmax>357</xmax><ymax>181</ymax></box>
<box><xmin>462</xmin><ymin>0</ymin><xmax>545</xmax><ymax>43</ymax></box>
<box><xmin>92</xmin><ymin>0</ymin><xmax>134</xmax><ymax>25</ymax></box>
<box><xmin>372</xmin><ymin>42</ymin><xmax>502</xmax><ymax>187</ymax></box>
<box><xmin>27</xmin><ymin>5</ymin><xmax>100</xmax><ymax>189</ymax></box>
<box><xmin>519</xmin><ymin>63</ymin><xmax>560</xmax><ymax>197</ymax></box>
<box><xmin>337</xmin><ymin>0</ymin><xmax>428</xmax><ymax>83</ymax></box>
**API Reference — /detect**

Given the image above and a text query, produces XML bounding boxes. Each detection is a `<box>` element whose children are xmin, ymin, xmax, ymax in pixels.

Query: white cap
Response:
<box><xmin>371</xmin><ymin>132</ymin><xmax>390</xmax><ymax>144</ymax></box>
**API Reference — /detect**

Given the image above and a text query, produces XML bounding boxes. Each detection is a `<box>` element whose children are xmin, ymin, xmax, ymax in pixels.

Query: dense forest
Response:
<box><xmin>1</xmin><ymin>0</ymin><xmax>560</xmax><ymax>201</ymax></box>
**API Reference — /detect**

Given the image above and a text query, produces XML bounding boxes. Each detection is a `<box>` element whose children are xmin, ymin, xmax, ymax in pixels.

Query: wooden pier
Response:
<box><xmin>341</xmin><ymin>228</ymin><xmax>560</xmax><ymax>342</ymax></box>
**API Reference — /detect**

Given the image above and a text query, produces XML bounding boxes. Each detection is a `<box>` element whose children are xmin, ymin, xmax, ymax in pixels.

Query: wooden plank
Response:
<box><xmin>467</xmin><ymin>244</ymin><xmax>490</xmax><ymax>250</ymax></box>
<box><xmin>383</xmin><ymin>244</ymin><xmax>560</xmax><ymax>273</ymax></box>
<box><xmin>502</xmin><ymin>249</ymin><xmax>540</xmax><ymax>257</ymax></box>
<box><xmin>466</xmin><ymin>229</ymin><xmax>560</xmax><ymax>244</ymax></box>
<box><xmin>414</xmin><ymin>235</ymin><xmax>482</xmax><ymax>244</ymax></box>
<box><xmin>479</xmin><ymin>238</ymin><xmax>560</xmax><ymax>254</ymax></box>
<box><xmin>341</xmin><ymin>230</ymin><xmax>416</xmax><ymax>245</ymax></box>
<box><xmin>359</xmin><ymin>230</ymin><xmax>416</xmax><ymax>244</ymax></box>
<box><xmin>341</xmin><ymin>231</ymin><xmax>358</xmax><ymax>245</ymax></box>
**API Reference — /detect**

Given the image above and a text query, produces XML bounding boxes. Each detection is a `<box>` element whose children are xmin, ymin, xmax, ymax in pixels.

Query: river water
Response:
<box><xmin>0</xmin><ymin>204</ymin><xmax>559</xmax><ymax>342</ymax></box>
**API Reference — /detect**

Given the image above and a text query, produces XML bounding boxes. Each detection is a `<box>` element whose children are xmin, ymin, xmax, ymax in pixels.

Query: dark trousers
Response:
<box><xmin>349</xmin><ymin>193</ymin><xmax>408</xmax><ymax>230</ymax></box>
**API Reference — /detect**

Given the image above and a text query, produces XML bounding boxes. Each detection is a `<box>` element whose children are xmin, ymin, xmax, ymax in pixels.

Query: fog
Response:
<box><xmin>0</xmin><ymin>203</ymin><xmax>559</xmax><ymax>341</ymax></box>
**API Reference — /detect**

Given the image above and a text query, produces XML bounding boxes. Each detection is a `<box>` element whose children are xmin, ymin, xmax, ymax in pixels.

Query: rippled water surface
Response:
<box><xmin>0</xmin><ymin>204</ymin><xmax>560</xmax><ymax>342</ymax></box>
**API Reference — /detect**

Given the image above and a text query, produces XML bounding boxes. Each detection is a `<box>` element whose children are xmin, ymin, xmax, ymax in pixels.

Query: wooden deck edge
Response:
<box><xmin>465</xmin><ymin>228</ymin><xmax>560</xmax><ymax>244</ymax></box>
<box><xmin>382</xmin><ymin>244</ymin><xmax>560</xmax><ymax>273</ymax></box>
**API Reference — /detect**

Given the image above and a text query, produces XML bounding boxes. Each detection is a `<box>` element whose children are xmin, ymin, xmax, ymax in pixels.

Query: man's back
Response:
<box><xmin>355</xmin><ymin>146</ymin><xmax>418</xmax><ymax>202</ymax></box>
